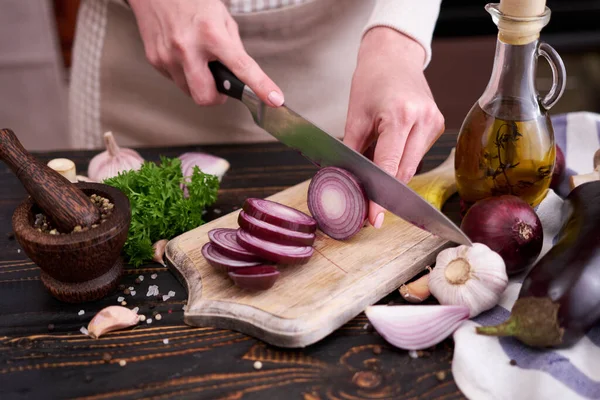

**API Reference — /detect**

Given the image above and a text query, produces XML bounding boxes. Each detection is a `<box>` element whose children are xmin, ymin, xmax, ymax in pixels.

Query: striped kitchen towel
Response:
<box><xmin>451</xmin><ymin>111</ymin><xmax>600</xmax><ymax>400</ymax></box>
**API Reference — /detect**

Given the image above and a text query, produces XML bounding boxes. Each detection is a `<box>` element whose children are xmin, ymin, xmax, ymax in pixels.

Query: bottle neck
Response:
<box><xmin>480</xmin><ymin>38</ymin><xmax>540</xmax><ymax>120</ymax></box>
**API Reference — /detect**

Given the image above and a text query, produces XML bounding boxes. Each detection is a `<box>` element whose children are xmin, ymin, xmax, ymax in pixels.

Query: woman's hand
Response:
<box><xmin>343</xmin><ymin>27</ymin><xmax>445</xmax><ymax>229</ymax></box>
<box><xmin>128</xmin><ymin>0</ymin><xmax>284</xmax><ymax>107</ymax></box>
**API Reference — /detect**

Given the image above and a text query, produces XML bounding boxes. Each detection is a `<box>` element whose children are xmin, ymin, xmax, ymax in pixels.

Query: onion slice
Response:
<box><xmin>307</xmin><ymin>167</ymin><xmax>368</xmax><ymax>240</ymax></box>
<box><xmin>228</xmin><ymin>266</ymin><xmax>280</xmax><ymax>290</ymax></box>
<box><xmin>201</xmin><ymin>242</ymin><xmax>263</xmax><ymax>272</ymax></box>
<box><xmin>208</xmin><ymin>228</ymin><xmax>263</xmax><ymax>262</ymax></box>
<box><xmin>238</xmin><ymin>211</ymin><xmax>316</xmax><ymax>246</ymax></box>
<box><xmin>236</xmin><ymin>228</ymin><xmax>314</xmax><ymax>265</ymax></box>
<box><xmin>243</xmin><ymin>198</ymin><xmax>317</xmax><ymax>234</ymax></box>
<box><xmin>365</xmin><ymin>305</ymin><xmax>470</xmax><ymax>350</ymax></box>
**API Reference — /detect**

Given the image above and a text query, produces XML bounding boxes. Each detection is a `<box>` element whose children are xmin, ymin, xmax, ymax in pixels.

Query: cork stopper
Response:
<box><xmin>488</xmin><ymin>0</ymin><xmax>550</xmax><ymax>45</ymax></box>
<box><xmin>499</xmin><ymin>0</ymin><xmax>546</xmax><ymax>18</ymax></box>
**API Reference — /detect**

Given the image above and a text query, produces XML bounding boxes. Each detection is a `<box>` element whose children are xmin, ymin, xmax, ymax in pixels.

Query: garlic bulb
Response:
<box><xmin>87</xmin><ymin>132</ymin><xmax>144</xmax><ymax>182</ymax></box>
<box><xmin>429</xmin><ymin>243</ymin><xmax>508</xmax><ymax>318</ymax></box>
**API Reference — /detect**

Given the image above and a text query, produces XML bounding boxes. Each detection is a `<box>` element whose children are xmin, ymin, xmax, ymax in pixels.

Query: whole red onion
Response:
<box><xmin>460</xmin><ymin>195</ymin><xmax>543</xmax><ymax>276</ymax></box>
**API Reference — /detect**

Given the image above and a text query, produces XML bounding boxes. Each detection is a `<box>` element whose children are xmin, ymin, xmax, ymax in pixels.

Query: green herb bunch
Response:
<box><xmin>104</xmin><ymin>156</ymin><xmax>219</xmax><ymax>267</ymax></box>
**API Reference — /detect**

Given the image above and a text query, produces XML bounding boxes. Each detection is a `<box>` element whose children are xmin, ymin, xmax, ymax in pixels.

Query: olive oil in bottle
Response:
<box><xmin>455</xmin><ymin>101</ymin><xmax>555</xmax><ymax>207</ymax></box>
<box><xmin>454</xmin><ymin>2</ymin><xmax>566</xmax><ymax>208</ymax></box>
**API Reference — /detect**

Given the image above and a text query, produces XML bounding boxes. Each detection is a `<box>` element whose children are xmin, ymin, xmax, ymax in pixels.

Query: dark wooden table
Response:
<box><xmin>0</xmin><ymin>133</ymin><xmax>466</xmax><ymax>400</ymax></box>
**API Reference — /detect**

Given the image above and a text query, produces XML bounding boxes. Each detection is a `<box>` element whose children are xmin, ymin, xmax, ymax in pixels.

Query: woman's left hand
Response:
<box><xmin>343</xmin><ymin>27</ymin><xmax>445</xmax><ymax>229</ymax></box>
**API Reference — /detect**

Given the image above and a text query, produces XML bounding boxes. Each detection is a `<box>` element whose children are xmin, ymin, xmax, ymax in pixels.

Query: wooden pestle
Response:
<box><xmin>0</xmin><ymin>129</ymin><xmax>100</xmax><ymax>232</ymax></box>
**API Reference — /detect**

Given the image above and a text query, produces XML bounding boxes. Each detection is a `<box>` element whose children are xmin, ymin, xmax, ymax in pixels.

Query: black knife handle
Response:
<box><xmin>208</xmin><ymin>61</ymin><xmax>245</xmax><ymax>101</ymax></box>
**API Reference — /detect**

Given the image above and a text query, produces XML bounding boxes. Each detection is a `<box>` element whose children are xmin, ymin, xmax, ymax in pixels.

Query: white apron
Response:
<box><xmin>69</xmin><ymin>0</ymin><xmax>376</xmax><ymax>149</ymax></box>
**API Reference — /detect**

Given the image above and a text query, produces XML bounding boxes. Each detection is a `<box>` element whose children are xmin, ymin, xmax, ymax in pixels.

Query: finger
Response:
<box><xmin>343</xmin><ymin>111</ymin><xmax>374</xmax><ymax>154</ymax></box>
<box><xmin>369</xmin><ymin>119</ymin><xmax>412</xmax><ymax>229</ymax></box>
<box><xmin>216</xmin><ymin>44</ymin><xmax>284</xmax><ymax>107</ymax></box>
<box><xmin>184</xmin><ymin>59</ymin><xmax>228</xmax><ymax>106</ymax></box>
<box><xmin>397</xmin><ymin>113</ymin><xmax>445</xmax><ymax>183</ymax></box>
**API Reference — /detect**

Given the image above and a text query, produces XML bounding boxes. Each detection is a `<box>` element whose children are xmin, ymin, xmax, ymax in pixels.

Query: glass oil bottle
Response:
<box><xmin>455</xmin><ymin>1</ymin><xmax>566</xmax><ymax>208</ymax></box>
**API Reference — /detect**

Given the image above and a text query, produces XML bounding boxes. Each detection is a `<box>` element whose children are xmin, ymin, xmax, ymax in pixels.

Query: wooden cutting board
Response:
<box><xmin>165</xmin><ymin>179</ymin><xmax>451</xmax><ymax>348</ymax></box>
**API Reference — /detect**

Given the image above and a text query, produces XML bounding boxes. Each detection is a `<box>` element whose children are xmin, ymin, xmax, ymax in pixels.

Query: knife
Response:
<box><xmin>208</xmin><ymin>61</ymin><xmax>472</xmax><ymax>246</ymax></box>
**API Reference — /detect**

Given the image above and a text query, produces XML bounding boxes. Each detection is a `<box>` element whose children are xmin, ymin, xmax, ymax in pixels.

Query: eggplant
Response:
<box><xmin>476</xmin><ymin>181</ymin><xmax>600</xmax><ymax>348</ymax></box>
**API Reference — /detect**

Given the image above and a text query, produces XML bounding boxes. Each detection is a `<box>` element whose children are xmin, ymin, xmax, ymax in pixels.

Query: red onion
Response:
<box><xmin>307</xmin><ymin>167</ymin><xmax>368</xmax><ymax>240</ymax></box>
<box><xmin>365</xmin><ymin>305</ymin><xmax>470</xmax><ymax>350</ymax></box>
<box><xmin>236</xmin><ymin>228</ymin><xmax>314</xmax><ymax>265</ymax></box>
<box><xmin>460</xmin><ymin>195</ymin><xmax>543</xmax><ymax>276</ymax></box>
<box><xmin>243</xmin><ymin>198</ymin><xmax>317</xmax><ymax>234</ymax></box>
<box><xmin>201</xmin><ymin>242</ymin><xmax>263</xmax><ymax>272</ymax></box>
<box><xmin>179</xmin><ymin>152</ymin><xmax>230</xmax><ymax>197</ymax></box>
<box><xmin>238</xmin><ymin>211</ymin><xmax>316</xmax><ymax>247</ymax></box>
<box><xmin>208</xmin><ymin>228</ymin><xmax>263</xmax><ymax>262</ymax></box>
<box><xmin>550</xmin><ymin>144</ymin><xmax>565</xmax><ymax>190</ymax></box>
<box><xmin>228</xmin><ymin>266</ymin><xmax>280</xmax><ymax>291</ymax></box>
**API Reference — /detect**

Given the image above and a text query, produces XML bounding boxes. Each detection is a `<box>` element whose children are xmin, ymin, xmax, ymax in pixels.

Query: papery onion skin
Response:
<box><xmin>208</xmin><ymin>228</ymin><xmax>263</xmax><ymax>262</ymax></box>
<box><xmin>228</xmin><ymin>266</ymin><xmax>280</xmax><ymax>290</ymax></box>
<box><xmin>236</xmin><ymin>228</ymin><xmax>314</xmax><ymax>265</ymax></box>
<box><xmin>243</xmin><ymin>198</ymin><xmax>317</xmax><ymax>234</ymax></box>
<box><xmin>201</xmin><ymin>242</ymin><xmax>262</xmax><ymax>272</ymax></box>
<box><xmin>238</xmin><ymin>211</ymin><xmax>316</xmax><ymax>246</ymax></box>
<box><xmin>550</xmin><ymin>144</ymin><xmax>565</xmax><ymax>190</ymax></box>
<box><xmin>307</xmin><ymin>167</ymin><xmax>368</xmax><ymax>240</ymax></box>
<box><xmin>460</xmin><ymin>195</ymin><xmax>543</xmax><ymax>276</ymax></box>
<box><xmin>365</xmin><ymin>305</ymin><xmax>470</xmax><ymax>350</ymax></box>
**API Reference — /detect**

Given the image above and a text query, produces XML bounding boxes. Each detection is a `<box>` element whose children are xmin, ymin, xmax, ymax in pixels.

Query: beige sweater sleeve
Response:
<box><xmin>363</xmin><ymin>0</ymin><xmax>442</xmax><ymax>68</ymax></box>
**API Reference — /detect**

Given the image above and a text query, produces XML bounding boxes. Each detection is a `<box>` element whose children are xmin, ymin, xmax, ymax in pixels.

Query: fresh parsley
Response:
<box><xmin>103</xmin><ymin>156</ymin><xmax>219</xmax><ymax>267</ymax></box>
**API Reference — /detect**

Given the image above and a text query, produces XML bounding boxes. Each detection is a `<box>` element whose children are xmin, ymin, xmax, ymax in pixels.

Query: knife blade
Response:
<box><xmin>208</xmin><ymin>61</ymin><xmax>472</xmax><ymax>246</ymax></box>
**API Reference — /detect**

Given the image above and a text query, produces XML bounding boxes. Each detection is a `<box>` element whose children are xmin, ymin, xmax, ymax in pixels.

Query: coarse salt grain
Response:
<box><xmin>214</xmin><ymin>209</ymin><xmax>222</xmax><ymax>214</ymax></box>
<box><xmin>17</xmin><ymin>249</ymin><xmax>21</xmax><ymax>253</ymax></box>
<box><xmin>129</xmin><ymin>287</ymin><xmax>134</xmax><ymax>291</ymax></box>
<box><xmin>117</xmin><ymin>296</ymin><xmax>124</xmax><ymax>302</ymax></box>
<box><xmin>151</xmin><ymin>274</ymin><xmax>157</xmax><ymax>280</ymax></box>
<box><xmin>253</xmin><ymin>361</ymin><xmax>262</xmax><ymax>370</ymax></box>
<box><xmin>132</xmin><ymin>307</ymin><xmax>139</xmax><ymax>314</ymax></box>
<box><xmin>78</xmin><ymin>310</ymin><xmax>85</xmax><ymax>316</ymax></box>
<box><xmin>147</xmin><ymin>285</ymin><xmax>159</xmax><ymax>297</ymax></box>
<box><xmin>146</xmin><ymin>318</ymin><xmax>153</xmax><ymax>324</ymax></box>
<box><xmin>130</xmin><ymin>291</ymin><xmax>136</xmax><ymax>296</ymax></box>
<box><xmin>138</xmin><ymin>275</ymin><xmax>144</xmax><ymax>281</ymax></box>
<box><xmin>168</xmin><ymin>291</ymin><xmax>175</xmax><ymax>297</ymax></box>
<box><xmin>182</xmin><ymin>305</ymin><xmax>187</xmax><ymax>311</ymax></box>
<box><xmin>162</xmin><ymin>295</ymin><xmax>170</xmax><ymax>302</ymax></box>
<box><xmin>119</xmin><ymin>360</ymin><xmax>127</xmax><ymax>367</ymax></box>
<box><xmin>408</xmin><ymin>350</ymin><xmax>419</xmax><ymax>359</ymax></box>
<box><xmin>80</xmin><ymin>327</ymin><xmax>89</xmax><ymax>336</ymax></box>
<box><xmin>163</xmin><ymin>338</ymin><xmax>169</xmax><ymax>345</ymax></box>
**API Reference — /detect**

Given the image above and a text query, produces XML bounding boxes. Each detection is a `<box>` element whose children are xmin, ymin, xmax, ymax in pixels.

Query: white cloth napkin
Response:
<box><xmin>451</xmin><ymin>112</ymin><xmax>600</xmax><ymax>400</ymax></box>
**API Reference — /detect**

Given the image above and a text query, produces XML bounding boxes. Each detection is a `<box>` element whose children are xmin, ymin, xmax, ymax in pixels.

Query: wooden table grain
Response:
<box><xmin>0</xmin><ymin>133</ymin><xmax>466</xmax><ymax>400</ymax></box>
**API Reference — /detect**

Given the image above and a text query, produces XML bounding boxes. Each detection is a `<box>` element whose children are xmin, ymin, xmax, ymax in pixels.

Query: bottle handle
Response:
<box><xmin>537</xmin><ymin>42</ymin><xmax>566</xmax><ymax>110</ymax></box>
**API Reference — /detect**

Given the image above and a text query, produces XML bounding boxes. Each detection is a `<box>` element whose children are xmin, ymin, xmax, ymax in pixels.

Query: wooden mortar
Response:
<box><xmin>2</xmin><ymin>129</ymin><xmax>131</xmax><ymax>303</ymax></box>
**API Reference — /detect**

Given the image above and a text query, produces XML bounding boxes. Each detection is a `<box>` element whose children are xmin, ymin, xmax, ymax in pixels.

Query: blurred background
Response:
<box><xmin>2</xmin><ymin>0</ymin><xmax>600</xmax><ymax>151</ymax></box>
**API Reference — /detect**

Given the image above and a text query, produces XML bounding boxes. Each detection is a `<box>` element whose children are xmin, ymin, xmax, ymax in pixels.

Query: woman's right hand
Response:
<box><xmin>128</xmin><ymin>0</ymin><xmax>285</xmax><ymax>107</ymax></box>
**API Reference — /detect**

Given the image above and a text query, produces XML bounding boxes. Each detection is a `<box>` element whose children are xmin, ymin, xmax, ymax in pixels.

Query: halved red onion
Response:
<box><xmin>201</xmin><ymin>242</ymin><xmax>263</xmax><ymax>272</ymax></box>
<box><xmin>228</xmin><ymin>266</ymin><xmax>280</xmax><ymax>290</ymax></box>
<box><xmin>365</xmin><ymin>305</ymin><xmax>470</xmax><ymax>350</ymax></box>
<box><xmin>238</xmin><ymin>211</ymin><xmax>316</xmax><ymax>246</ymax></box>
<box><xmin>243</xmin><ymin>198</ymin><xmax>317</xmax><ymax>234</ymax></box>
<box><xmin>208</xmin><ymin>228</ymin><xmax>262</xmax><ymax>262</ymax></box>
<box><xmin>236</xmin><ymin>228</ymin><xmax>314</xmax><ymax>265</ymax></box>
<box><xmin>307</xmin><ymin>167</ymin><xmax>368</xmax><ymax>240</ymax></box>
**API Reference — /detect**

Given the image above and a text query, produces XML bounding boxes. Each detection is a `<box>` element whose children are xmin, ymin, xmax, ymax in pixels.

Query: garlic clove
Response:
<box><xmin>399</xmin><ymin>266</ymin><xmax>431</xmax><ymax>303</ymax></box>
<box><xmin>152</xmin><ymin>239</ymin><xmax>169</xmax><ymax>267</ymax></box>
<box><xmin>365</xmin><ymin>305</ymin><xmax>470</xmax><ymax>350</ymax></box>
<box><xmin>87</xmin><ymin>306</ymin><xmax>139</xmax><ymax>338</ymax></box>
<box><xmin>47</xmin><ymin>158</ymin><xmax>77</xmax><ymax>183</ymax></box>
<box><xmin>87</xmin><ymin>131</ymin><xmax>145</xmax><ymax>182</ymax></box>
<box><xmin>429</xmin><ymin>243</ymin><xmax>508</xmax><ymax>318</ymax></box>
